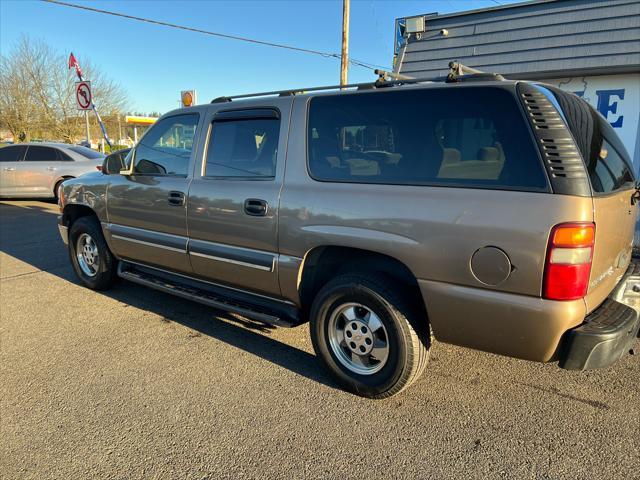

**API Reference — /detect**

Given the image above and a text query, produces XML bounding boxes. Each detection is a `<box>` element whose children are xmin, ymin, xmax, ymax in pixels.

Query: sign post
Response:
<box><xmin>84</xmin><ymin>111</ymin><xmax>90</xmax><ymax>145</ymax></box>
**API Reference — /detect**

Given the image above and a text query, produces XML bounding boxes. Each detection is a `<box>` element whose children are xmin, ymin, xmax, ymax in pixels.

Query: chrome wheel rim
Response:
<box><xmin>76</xmin><ymin>233</ymin><xmax>99</xmax><ymax>277</ymax></box>
<box><xmin>327</xmin><ymin>302</ymin><xmax>389</xmax><ymax>375</ymax></box>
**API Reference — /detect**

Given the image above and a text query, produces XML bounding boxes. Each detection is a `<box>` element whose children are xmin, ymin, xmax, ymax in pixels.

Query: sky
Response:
<box><xmin>1</xmin><ymin>0</ymin><xmax>523</xmax><ymax>114</ymax></box>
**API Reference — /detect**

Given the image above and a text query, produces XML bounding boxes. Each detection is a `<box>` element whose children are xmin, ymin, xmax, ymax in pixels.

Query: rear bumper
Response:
<box><xmin>57</xmin><ymin>215</ymin><xmax>68</xmax><ymax>245</ymax></box>
<box><xmin>560</xmin><ymin>261</ymin><xmax>640</xmax><ymax>370</ymax></box>
<box><xmin>417</xmin><ymin>279</ymin><xmax>587</xmax><ymax>362</ymax></box>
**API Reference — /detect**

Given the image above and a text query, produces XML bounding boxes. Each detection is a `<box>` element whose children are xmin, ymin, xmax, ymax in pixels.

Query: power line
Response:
<box><xmin>40</xmin><ymin>0</ymin><xmax>391</xmax><ymax>71</ymax></box>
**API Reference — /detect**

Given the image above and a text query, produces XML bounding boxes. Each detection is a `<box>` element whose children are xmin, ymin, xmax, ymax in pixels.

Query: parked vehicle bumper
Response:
<box><xmin>417</xmin><ymin>280</ymin><xmax>587</xmax><ymax>362</ymax></box>
<box><xmin>560</xmin><ymin>261</ymin><xmax>640</xmax><ymax>370</ymax></box>
<box><xmin>57</xmin><ymin>215</ymin><xmax>68</xmax><ymax>245</ymax></box>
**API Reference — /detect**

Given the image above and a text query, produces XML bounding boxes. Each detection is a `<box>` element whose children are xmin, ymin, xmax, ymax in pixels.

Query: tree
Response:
<box><xmin>0</xmin><ymin>38</ymin><xmax>38</xmax><ymax>142</ymax></box>
<box><xmin>0</xmin><ymin>35</ymin><xmax>129</xmax><ymax>143</ymax></box>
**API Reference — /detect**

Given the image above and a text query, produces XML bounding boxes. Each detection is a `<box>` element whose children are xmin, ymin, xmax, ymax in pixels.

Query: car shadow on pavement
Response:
<box><xmin>0</xmin><ymin>201</ymin><xmax>336</xmax><ymax>391</ymax></box>
<box><xmin>105</xmin><ymin>281</ymin><xmax>337</xmax><ymax>389</ymax></box>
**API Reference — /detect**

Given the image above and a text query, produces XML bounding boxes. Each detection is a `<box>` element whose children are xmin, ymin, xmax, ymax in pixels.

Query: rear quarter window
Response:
<box><xmin>307</xmin><ymin>86</ymin><xmax>549</xmax><ymax>192</ymax></box>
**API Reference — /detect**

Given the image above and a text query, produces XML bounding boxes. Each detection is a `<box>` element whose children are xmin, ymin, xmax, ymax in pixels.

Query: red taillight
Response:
<box><xmin>543</xmin><ymin>223</ymin><xmax>595</xmax><ymax>301</ymax></box>
<box><xmin>96</xmin><ymin>165</ymin><xmax>102</xmax><ymax>172</ymax></box>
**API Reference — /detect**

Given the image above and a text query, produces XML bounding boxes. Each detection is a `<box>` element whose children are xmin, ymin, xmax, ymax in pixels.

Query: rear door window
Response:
<box><xmin>24</xmin><ymin>146</ymin><xmax>59</xmax><ymax>162</ymax></box>
<box><xmin>307</xmin><ymin>87</ymin><xmax>549</xmax><ymax>191</ymax></box>
<box><xmin>204</xmin><ymin>117</ymin><xmax>279</xmax><ymax>178</ymax></box>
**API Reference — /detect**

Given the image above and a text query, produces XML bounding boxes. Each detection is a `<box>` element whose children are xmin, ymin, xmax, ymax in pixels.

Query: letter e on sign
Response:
<box><xmin>76</xmin><ymin>81</ymin><xmax>92</xmax><ymax>110</ymax></box>
<box><xmin>596</xmin><ymin>89</ymin><xmax>625</xmax><ymax>128</ymax></box>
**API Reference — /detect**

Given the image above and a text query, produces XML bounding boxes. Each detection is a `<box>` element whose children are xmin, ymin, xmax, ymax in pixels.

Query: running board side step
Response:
<box><xmin>117</xmin><ymin>262</ymin><xmax>301</xmax><ymax>328</ymax></box>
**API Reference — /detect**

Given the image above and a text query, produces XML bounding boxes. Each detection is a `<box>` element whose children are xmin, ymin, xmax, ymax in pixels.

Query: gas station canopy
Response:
<box><xmin>124</xmin><ymin>115</ymin><xmax>158</xmax><ymax>125</ymax></box>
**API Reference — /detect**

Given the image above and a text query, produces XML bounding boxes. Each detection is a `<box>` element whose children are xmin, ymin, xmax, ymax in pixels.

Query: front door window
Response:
<box><xmin>133</xmin><ymin>114</ymin><xmax>199</xmax><ymax>176</ymax></box>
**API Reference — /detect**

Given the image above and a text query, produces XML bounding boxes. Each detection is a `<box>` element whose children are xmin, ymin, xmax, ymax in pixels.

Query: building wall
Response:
<box><xmin>399</xmin><ymin>0</ymin><xmax>640</xmax><ymax>79</ymax></box>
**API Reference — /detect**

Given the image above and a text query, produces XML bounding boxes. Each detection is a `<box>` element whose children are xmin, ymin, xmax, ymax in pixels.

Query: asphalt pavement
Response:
<box><xmin>1</xmin><ymin>200</ymin><xmax>638</xmax><ymax>480</ymax></box>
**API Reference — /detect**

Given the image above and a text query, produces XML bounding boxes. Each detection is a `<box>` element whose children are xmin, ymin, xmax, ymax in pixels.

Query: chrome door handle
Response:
<box><xmin>3</xmin><ymin>167</ymin><xmax>15</xmax><ymax>171</ymax></box>
<box><xmin>47</xmin><ymin>167</ymin><xmax>57</xmax><ymax>171</ymax></box>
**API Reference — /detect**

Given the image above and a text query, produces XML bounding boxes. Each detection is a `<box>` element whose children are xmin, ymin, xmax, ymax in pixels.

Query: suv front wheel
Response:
<box><xmin>310</xmin><ymin>273</ymin><xmax>429</xmax><ymax>399</ymax></box>
<box><xmin>68</xmin><ymin>216</ymin><xmax>118</xmax><ymax>290</ymax></box>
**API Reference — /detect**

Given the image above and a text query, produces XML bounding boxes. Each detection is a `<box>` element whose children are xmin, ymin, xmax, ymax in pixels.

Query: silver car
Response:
<box><xmin>0</xmin><ymin>142</ymin><xmax>105</xmax><ymax>199</ymax></box>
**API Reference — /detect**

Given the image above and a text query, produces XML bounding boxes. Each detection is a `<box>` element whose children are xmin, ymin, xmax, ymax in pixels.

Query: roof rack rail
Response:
<box><xmin>210</xmin><ymin>61</ymin><xmax>503</xmax><ymax>103</ymax></box>
<box><xmin>211</xmin><ymin>81</ymin><xmax>382</xmax><ymax>103</ymax></box>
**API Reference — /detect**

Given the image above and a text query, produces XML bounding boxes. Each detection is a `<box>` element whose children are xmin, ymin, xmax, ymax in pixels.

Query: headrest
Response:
<box><xmin>442</xmin><ymin>148</ymin><xmax>461</xmax><ymax>165</ymax></box>
<box><xmin>477</xmin><ymin>147</ymin><xmax>500</xmax><ymax>162</ymax></box>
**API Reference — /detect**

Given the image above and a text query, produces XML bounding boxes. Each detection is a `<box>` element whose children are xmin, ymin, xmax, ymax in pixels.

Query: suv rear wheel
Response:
<box><xmin>68</xmin><ymin>216</ymin><xmax>118</xmax><ymax>290</ymax></box>
<box><xmin>310</xmin><ymin>273</ymin><xmax>429</xmax><ymax>399</ymax></box>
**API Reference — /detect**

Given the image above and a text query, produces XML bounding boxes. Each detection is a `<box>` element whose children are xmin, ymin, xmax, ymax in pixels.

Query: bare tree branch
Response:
<box><xmin>0</xmin><ymin>35</ymin><xmax>129</xmax><ymax>143</ymax></box>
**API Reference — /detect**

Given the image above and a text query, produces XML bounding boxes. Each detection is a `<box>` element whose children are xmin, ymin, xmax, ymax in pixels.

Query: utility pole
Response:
<box><xmin>340</xmin><ymin>0</ymin><xmax>350</xmax><ymax>86</ymax></box>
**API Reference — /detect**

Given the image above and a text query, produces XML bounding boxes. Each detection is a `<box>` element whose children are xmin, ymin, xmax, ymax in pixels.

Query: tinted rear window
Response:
<box><xmin>307</xmin><ymin>87</ymin><xmax>549</xmax><ymax>191</ymax></box>
<box><xmin>24</xmin><ymin>146</ymin><xmax>59</xmax><ymax>162</ymax></box>
<box><xmin>590</xmin><ymin>139</ymin><xmax>634</xmax><ymax>193</ymax></box>
<box><xmin>68</xmin><ymin>146</ymin><xmax>103</xmax><ymax>159</ymax></box>
<box><xmin>205</xmin><ymin>118</ymin><xmax>279</xmax><ymax>178</ymax></box>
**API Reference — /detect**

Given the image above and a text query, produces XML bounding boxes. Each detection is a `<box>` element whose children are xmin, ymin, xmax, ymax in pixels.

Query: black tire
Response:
<box><xmin>310</xmin><ymin>273</ymin><xmax>429</xmax><ymax>399</ymax></box>
<box><xmin>53</xmin><ymin>178</ymin><xmax>71</xmax><ymax>202</ymax></box>
<box><xmin>68</xmin><ymin>216</ymin><xmax>118</xmax><ymax>290</ymax></box>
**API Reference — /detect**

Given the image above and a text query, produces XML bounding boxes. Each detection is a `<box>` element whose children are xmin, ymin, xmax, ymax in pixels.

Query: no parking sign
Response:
<box><xmin>76</xmin><ymin>81</ymin><xmax>92</xmax><ymax>110</ymax></box>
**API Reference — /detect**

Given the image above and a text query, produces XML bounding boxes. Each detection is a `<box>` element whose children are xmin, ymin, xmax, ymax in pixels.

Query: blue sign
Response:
<box><xmin>571</xmin><ymin>88</ymin><xmax>626</xmax><ymax>129</ymax></box>
<box><xmin>394</xmin><ymin>19</ymin><xmax>406</xmax><ymax>55</ymax></box>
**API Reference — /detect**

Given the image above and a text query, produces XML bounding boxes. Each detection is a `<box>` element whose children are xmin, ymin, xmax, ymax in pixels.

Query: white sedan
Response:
<box><xmin>0</xmin><ymin>143</ymin><xmax>105</xmax><ymax>199</ymax></box>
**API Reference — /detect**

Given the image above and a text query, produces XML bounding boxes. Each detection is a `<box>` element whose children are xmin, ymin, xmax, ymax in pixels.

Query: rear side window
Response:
<box><xmin>24</xmin><ymin>146</ymin><xmax>59</xmax><ymax>162</ymax></box>
<box><xmin>307</xmin><ymin>87</ymin><xmax>548</xmax><ymax>191</ymax></box>
<box><xmin>205</xmin><ymin>118</ymin><xmax>279</xmax><ymax>178</ymax></box>
<box><xmin>590</xmin><ymin>140</ymin><xmax>634</xmax><ymax>192</ymax></box>
<box><xmin>0</xmin><ymin>145</ymin><xmax>26</xmax><ymax>162</ymax></box>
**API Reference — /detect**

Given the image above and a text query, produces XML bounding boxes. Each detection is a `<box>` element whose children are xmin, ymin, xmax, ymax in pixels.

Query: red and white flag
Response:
<box><xmin>68</xmin><ymin>52</ymin><xmax>83</xmax><ymax>79</ymax></box>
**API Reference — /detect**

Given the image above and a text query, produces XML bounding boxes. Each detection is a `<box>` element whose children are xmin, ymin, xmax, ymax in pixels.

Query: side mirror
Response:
<box><xmin>102</xmin><ymin>149</ymin><xmax>130</xmax><ymax>175</ymax></box>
